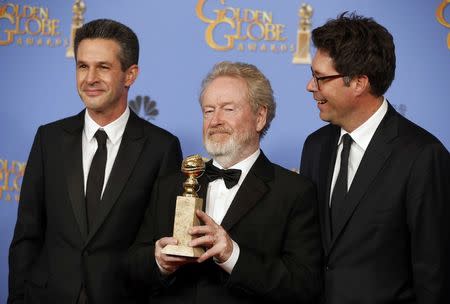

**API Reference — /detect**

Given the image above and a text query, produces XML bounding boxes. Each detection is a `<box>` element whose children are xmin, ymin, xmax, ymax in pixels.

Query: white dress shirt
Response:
<box><xmin>329</xmin><ymin>98</ymin><xmax>388</xmax><ymax>205</ymax></box>
<box><xmin>205</xmin><ymin>149</ymin><xmax>260</xmax><ymax>274</ymax></box>
<box><xmin>82</xmin><ymin>107</ymin><xmax>130</xmax><ymax>197</ymax></box>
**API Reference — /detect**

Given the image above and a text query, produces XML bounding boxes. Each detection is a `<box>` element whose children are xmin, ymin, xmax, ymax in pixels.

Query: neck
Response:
<box><xmin>87</xmin><ymin>102</ymin><xmax>127</xmax><ymax>127</ymax></box>
<box><xmin>342</xmin><ymin>95</ymin><xmax>383</xmax><ymax>132</ymax></box>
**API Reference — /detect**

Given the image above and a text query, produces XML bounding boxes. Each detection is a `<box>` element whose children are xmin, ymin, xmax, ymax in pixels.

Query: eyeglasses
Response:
<box><xmin>310</xmin><ymin>67</ymin><xmax>345</xmax><ymax>90</ymax></box>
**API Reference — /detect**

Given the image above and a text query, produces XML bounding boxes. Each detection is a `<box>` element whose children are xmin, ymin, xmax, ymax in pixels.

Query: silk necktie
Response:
<box><xmin>85</xmin><ymin>129</ymin><xmax>108</xmax><ymax>232</ymax></box>
<box><xmin>205</xmin><ymin>162</ymin><xmax>242</xmax><ymax>189</ymax></box>
<box><xmin>330</xmin><ymin>133</ymin><xmax>352</xmax><ymax>236</ymax></box>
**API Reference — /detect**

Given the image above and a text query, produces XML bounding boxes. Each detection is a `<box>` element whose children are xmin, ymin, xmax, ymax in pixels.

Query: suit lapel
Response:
<box><xmin>220</xmin><ymin>152</ymin><xmax>272</xmax><ymax>231</ymax></box>
<box><xmin>329</xmin><ymin>105</ymin><xmax>398</xmax><ymax>250</ymax></box>
<box><xmin>86</xmin><ymin>111</ymin><xmax>146</xmax><ymax>243</ymax></box>
<box><xmin>198</xmin><ymin>172</ymin><xmax>209</xmax><ymax>211</ymax></box>
<box><xmin>62</xmin><ymin>111</ymin><xmax>88</xmax><ymax>239</ymax></box>
<box><xmin>320</xmin><ymin>127</ymin><xmax>339</xmax><ymax>252</ymax></box>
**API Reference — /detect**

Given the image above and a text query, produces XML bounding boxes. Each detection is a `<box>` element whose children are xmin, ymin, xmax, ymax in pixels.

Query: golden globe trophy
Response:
<box><xmin>292</xmin><ymin>3</ymin><xmax>313</xmax><ymax>64</ymax></box>
<box><xmin>161</xmin><ymin>155</ymin><xmax>206</xmax><ymax>257</ymax></box>
<box><xmin>66</xmin><ymin>0</ymin><xmax>86</xmax><ymax>58</ymax></box>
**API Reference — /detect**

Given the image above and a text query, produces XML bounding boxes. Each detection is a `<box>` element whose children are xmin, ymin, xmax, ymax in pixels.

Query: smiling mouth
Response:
<box><xmin>317</xmin><ymin>99</ymin><xmax>327</xmax><ymax>105</ymax></box>
<box><xmin>84</xmin><ymin>90</ymin><xmax>104</xmax><ymax>96</ymax></box>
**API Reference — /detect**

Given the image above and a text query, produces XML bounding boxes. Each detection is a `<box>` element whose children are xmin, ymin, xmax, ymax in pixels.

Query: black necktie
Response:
<box><xmin>330</xmin><ymin>133</ymin><xmax>352</xmax><ymax>236</ymax></box>
<box><xmin>205</xmin><ymin>162</ymin><xmax>242</xmax><ymax>189</ymax></box>
<box><xmin>86</xmin><ymin>129</ymin><xmax>108</xmax><ymax>232</ymax></box>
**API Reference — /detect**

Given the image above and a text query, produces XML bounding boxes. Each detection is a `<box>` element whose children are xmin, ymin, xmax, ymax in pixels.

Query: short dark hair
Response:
<box><xmin>74</xmin><ymin>19</ymin><xmax>139</xmax><ymax>71</ymax></box>
<box><xmin>312</xmin><ymin>12</ymin><xmax>396</xmax><ymax>97</ymax></box>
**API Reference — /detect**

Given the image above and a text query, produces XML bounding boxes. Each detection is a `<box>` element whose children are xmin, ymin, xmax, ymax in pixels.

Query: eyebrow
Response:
<box><xmin>76</xmin><ymin>60</ymin><xmax>112</xmax><ymax>66</ymax></box>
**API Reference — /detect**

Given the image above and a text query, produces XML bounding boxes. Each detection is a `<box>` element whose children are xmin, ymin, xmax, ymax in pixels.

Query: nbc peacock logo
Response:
<box><xmin>129</xmin><ymin>95</ymin><xmax>159</xmax><ymax>121</ymax></box>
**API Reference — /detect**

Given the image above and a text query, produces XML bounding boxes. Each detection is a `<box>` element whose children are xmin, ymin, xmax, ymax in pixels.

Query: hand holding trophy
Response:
<box><xmin>161</xmin><ymin>155</ymin><xmax>206</xmax><ymax>257</ymax></box>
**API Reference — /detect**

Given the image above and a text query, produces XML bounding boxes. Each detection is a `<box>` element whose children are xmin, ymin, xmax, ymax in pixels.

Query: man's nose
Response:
<box><xmin>307</xmin><ymin>77</ymin><xmax>317</xmax><ymax>92</ymax></box>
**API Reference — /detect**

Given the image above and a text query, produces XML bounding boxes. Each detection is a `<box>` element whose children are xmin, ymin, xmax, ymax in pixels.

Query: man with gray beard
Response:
<box><xmin>125</xmin><ymin>61</ymin><xmax>322</xmax><ymax>304</ymax></box>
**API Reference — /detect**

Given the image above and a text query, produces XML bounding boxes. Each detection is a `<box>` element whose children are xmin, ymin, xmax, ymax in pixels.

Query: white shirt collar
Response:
<box><xmin>212</xmin><ymin>149</ymin><xmax>261</xmax><ymax>187</ymax></box>
<box><xmin>338</xmin><ymin>98</ymin><xmax>388</xmax><ymax>151</ymax></box>
<box><xmin>84</xmin><ymin>107</ymin><xmax>130</xmax><ymax>145</ymax></box>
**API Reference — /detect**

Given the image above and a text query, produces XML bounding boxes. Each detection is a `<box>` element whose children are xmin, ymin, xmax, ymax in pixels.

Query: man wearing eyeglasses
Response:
<box><xmin>299</xmin><ymin>12</ymin><xmax>450</xmax><ymax>304</ymax></box>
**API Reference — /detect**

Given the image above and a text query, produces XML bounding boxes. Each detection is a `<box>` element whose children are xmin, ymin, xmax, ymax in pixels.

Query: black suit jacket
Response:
<box><xmin>8</xmin><ymin>109</ymin><xmax>182</xmax><ymax>304</ymax></box>
<box><xmin>300</xmin><ymin>104</ymin><xmax>450</xmax><ymax>304</ymax></box>
<box><xmin>125</xmin><ymin>152</ymin><xmax>322</xmax><ymax>303</ymax></box>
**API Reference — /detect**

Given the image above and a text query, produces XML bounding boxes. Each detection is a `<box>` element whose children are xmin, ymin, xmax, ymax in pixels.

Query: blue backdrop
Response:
<box><xmin>1</xmin><ymin>0</ymin><xmax>449</xmax><ymax>300</ymax></box>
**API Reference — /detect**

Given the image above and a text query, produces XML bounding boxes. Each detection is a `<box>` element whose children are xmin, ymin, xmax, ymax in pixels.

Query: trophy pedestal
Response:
<box><xmin>162</xmin><ymin>244</ymin><xmax>205</xmax><ymax>258</ymax></box>
<box><xmin>161</xmin><ymin>195</ymin><xmax>205</xmax><ymax>257</ymax></box>
<box><xmin>292</xmin><ymin>30</ymin><xmax>311</xmax><ymax>64</ymax></box>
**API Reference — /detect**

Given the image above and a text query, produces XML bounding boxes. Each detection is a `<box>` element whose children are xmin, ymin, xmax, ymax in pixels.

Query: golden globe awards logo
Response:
<box><xmin>436</xmin><ymin>0</ymin><xmax>450</xmax><ymax>49</ymax></box>
<box><xmin>0</xmin><ymin>3</ymin><xmax>68</xmax><ymax>47</ymax></box>
<box><xmin>0</xmin><ymin>158</ymin><xmax>25</xmax><ymax>203</ymax></box>
<box><xmin>196</xmin><ymin>0</ymin><xmax>294</xmax><ymax>53</ymax></box>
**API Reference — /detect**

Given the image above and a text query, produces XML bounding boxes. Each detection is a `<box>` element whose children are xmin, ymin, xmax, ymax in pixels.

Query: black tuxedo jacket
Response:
<box><xmin>125</xmin><ymin>152</ymin><xmax>322</xmax><ymax>303</ymax></box>
<box><xmin>300</xmin><ymin>104</ymin><xmax>450</xmax><ymax>304</ymax></box>
<box><xmin>8</xmin><ymin>109</ymin><xmax>182</xmax><ymax>304</ymax></box>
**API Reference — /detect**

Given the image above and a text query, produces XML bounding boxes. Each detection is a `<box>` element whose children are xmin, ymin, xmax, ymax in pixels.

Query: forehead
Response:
<box><xmin>202</xmin><ymin>76</ymin><xmax>248</xmax><ymax>106</ymax></box>
<box><xmin>76</xmin><ymin>38</ymin><xmax>121</xmax><ymax>62</ymax></box>
<box><xmin>312</xmin><ymin>49</ymin><xmax>337</xmax><ymax>74</ymax></box>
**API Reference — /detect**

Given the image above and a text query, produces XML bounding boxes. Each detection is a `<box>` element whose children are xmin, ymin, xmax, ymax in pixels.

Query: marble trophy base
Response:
<box><xmin>161</xmin><ymin>195</ymin><xmax>204</xmax><ymax>258</ymax></box>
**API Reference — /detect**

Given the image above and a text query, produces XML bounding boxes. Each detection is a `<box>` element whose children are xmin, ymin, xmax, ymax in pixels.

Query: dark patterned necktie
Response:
<box><xmin>85</xmin><ymin>129</ymin><xmax>108</xmax><ymax>232</ymax></box>
<box><xmin>205</xmin><ymin>162</ymin><xmax>242</xmax><ymax>189</ymax></box>
<box><xmin>330</xmin><ymin>133</ymin><xmax>352</xmax><ymax>236</ymax></box>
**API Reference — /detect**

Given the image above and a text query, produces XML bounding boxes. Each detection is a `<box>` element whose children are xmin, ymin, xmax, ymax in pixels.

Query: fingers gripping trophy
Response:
<box><xmin>162</xmin><ymin>155</ymin><xmax>206</xmax><ymax>257</ymax></box>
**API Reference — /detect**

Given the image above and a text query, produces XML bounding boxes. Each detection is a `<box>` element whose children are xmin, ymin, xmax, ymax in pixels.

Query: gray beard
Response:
<box><xmin>204</xmin><ymin>130</ymin><xmax>255</xmax><ymax>168</ymax></box>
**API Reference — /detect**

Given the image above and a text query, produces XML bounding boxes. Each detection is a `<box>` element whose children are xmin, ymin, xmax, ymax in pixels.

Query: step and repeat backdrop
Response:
<box><xmin>1</xmin><ymin>0</ymin><xmax>449</xmax><ymax>299</ymax></box>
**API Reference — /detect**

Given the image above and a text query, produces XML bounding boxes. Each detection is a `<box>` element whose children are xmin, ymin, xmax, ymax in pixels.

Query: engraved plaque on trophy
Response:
<box><xmin>161</xmin><ymin>155</ymin><xmax>206</xmax><ymax>257</ymax></box>
<box><xmin>293</xmin><ymin>3</ymin><xmax>313</xmax><ymax>64</ymax></box>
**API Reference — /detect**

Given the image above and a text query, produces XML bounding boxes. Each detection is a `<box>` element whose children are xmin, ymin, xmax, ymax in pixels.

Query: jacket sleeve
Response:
<box><xmin>8</xmin><ymin>127</ymin><xmax>47</xmax><ymax>304</ymax></box>
<box><xmin>406</xmin><ymin>142</ymin><xmax>450</xmax><ymax>303</ymax></box>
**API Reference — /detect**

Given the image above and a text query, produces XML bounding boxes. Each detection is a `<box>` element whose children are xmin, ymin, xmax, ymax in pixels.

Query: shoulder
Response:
<box><xmin>385</xmin><ymin>113</ymin><xmax>448</xmax><ymax>160</ymax></box>
<box><xmin>34</xmin><ymin>111</ymin><xmax>84</xmax><ymax>138</ymax></box>
<box><xmin>304</xmin><ymin>124</ymin><xmax>336</xmax><ymax>145</ymax></box>
<box><xmin>270</xmin><ymin>162</ymin><xmax>315</xmax><ymax>193</ymax></box>
<box><xmin>132</xmin><ymin>113</ymin><xmax>179</xmax><ymax>143</ymax></box>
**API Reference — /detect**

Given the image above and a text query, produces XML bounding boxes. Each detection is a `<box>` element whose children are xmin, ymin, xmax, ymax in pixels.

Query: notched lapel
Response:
<box><xmin>220</xmin><ymin>153</ymin><xmax>272</xmax><ymax>231</ymax></box>
<box><xmin>330</xmin><ymin>107</ymin><xmax>398</xmax><ymax>248</ymax></box>
<box><xmin>86</xmin><ymin>112</ymin><xmax>145</xmax><ymax>242</ymax></box>
<box><xmin>320</xmin><ymin>128</ymin><xmax>339</xmax><ymax>251</ymax></box>
<box><xmin>62</xmin><ymin>112</ymin><xmax>87</xmax><ymax>239</ymax></box>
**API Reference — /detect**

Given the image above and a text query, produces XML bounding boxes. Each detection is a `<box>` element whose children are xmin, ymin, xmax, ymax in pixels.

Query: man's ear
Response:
<box><xmin>125</xmin><ymin>64</ymin><xmax>139</xmax><ymax>88</ymax></box>
<box><xmin>255</xmin><ymin>105</ymin><xmax>268</xmax><ymax>133</ymax></box>
<box><xmin>352</xmin><ymin>74</ymin><xmax>370</xmax><ymax>96</ymax></box>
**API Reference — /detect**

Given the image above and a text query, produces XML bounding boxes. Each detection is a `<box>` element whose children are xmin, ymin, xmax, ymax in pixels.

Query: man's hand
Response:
<box><xmin>155</xmin><ymin>237</ymin><xmax>196</xmax><ymax>274</ymax></box>
<box><xmin>189</xmin><ymin>210</ymin><xmax>234</xmax><ymax>263</ymax></box>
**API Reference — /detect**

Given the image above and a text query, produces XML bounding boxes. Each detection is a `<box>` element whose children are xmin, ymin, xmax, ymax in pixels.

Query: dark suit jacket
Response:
<box><xmin>8</xmin><ymin>109</ymin><xmax>182</xmax><ymax>304</ymax></box>
<box><xmin>300</xmin><ymin>104</ymin><xmax>450</xmax><ymax>304</ymax></box>
<box><xmin>125</xmin><ymin>152</ymin><xmax>322</xmax><ymax>303</ymax></box>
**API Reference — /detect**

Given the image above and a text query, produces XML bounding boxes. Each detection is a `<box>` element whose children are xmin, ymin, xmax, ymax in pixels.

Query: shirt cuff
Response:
<box><xmin>155</xmin><ymin>257</ymin><xmax>171</xmax><ymax>276</ymax></box>
<box><xmin>215</xmin><ymin>240</ymin><xmax>240</xmax><ymax>274</ymax></box>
